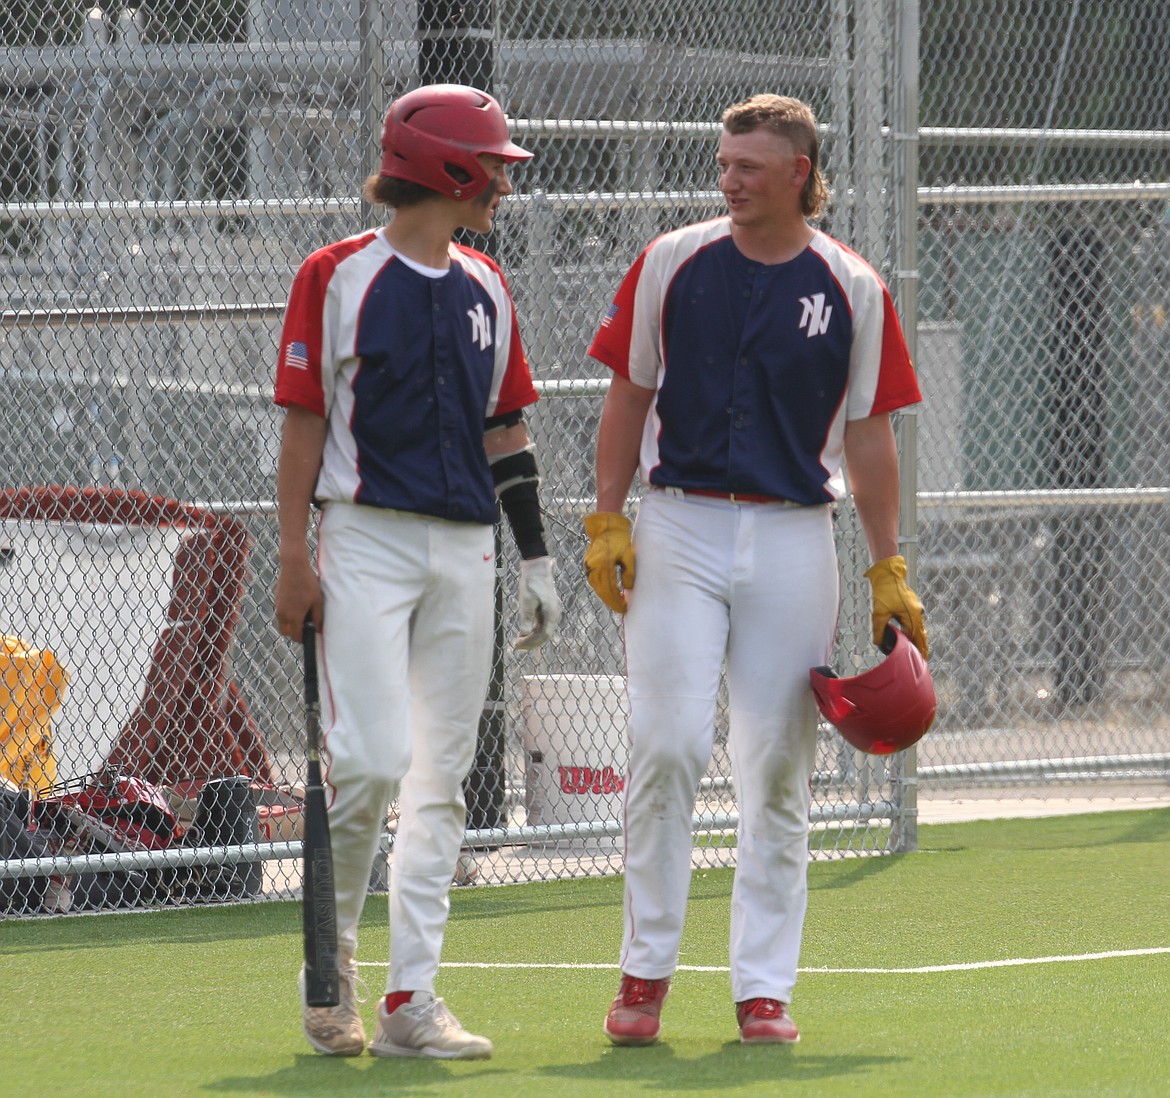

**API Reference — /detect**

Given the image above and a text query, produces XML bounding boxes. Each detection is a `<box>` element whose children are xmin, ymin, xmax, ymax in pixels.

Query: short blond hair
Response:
<box><xmin>721</xmin><ymin>94</ymin><xmax>829</xmax><ymax>220</ymax></box>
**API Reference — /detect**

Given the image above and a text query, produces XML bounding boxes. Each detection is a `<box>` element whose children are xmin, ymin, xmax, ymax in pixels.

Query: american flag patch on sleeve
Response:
<box><xmin>600</xmin><ymin>303</ymin><xmax>619</xmax><ymax>328</ymax></box>
<box><xmin>284</xmin><ymin>341</ymin><xmax>309</xmax><ymax>370</ymax></box>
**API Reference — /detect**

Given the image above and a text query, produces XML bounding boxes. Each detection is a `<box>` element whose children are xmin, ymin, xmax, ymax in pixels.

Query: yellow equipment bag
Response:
<box><xmin>1</xmin><ymin>635</ymin><xmax>67</xmax><ymax>795</ymax></box>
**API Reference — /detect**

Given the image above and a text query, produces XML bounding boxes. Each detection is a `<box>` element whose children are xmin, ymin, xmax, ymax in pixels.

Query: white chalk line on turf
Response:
<box><xmin>385</xmin><ymin>946</ymin><xmax>1170</xmax><ymax>975</ymax></box>
<box><xmin>797</xmin><ymin>947</ymin><xmax>1170</xmax><ymax>974</ymax></box>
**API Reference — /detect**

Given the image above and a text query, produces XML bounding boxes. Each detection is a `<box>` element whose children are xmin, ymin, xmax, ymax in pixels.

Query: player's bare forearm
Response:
<box><xmin>595</xmin><ymin>374</ymin><xmax>655</xmax><ymax>512</ymax></box>
<box><xmin>844</xmin><ymin>413</ymin><xmax>902</xmax><ymax>563</ymax></box>
<box><xmin>275</xmin><ymin>404</ymin><xmax>327</xmax><ymax>640</ymax></box>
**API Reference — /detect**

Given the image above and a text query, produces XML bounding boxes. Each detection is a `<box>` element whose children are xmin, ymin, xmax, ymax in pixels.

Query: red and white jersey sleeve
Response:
<box><xmin>274</xmin><ymin>230</ymin><xmax>377</xmax><ymax>419</ymax></box>
<box><xmin>806</xmin><ymin>232</ymin><xmax>921</xmax><ymax>421</ymax></box>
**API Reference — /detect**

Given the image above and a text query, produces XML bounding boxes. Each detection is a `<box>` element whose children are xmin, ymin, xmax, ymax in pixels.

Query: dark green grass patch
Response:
<box><xmin>1</xmin><ymin>809</ymin><xmax>1167</xmax><ymax>1097</ymax></box>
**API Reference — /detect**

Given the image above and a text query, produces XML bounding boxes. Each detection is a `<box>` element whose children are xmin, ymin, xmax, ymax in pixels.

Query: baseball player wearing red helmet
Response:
<box><xmin>274</xmin><ymin>84</ymin><xmax>561</xmax><ymax>1060</ymax></box>
<box><xmin>584</xmin><ymin>94</ymin><xmax>928</xmax><ymax>1047</ymax></box>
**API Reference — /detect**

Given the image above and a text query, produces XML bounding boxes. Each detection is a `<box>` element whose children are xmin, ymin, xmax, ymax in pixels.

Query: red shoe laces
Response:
<box><xmin>742</xmin><ymin>998</ymin><xmax>782</xmax><ymax>1019</ymax></box>
<box><xmin>621</xmin><ymin>978</ymin><xmax>665</xmax><ymax>1005</ymax></box>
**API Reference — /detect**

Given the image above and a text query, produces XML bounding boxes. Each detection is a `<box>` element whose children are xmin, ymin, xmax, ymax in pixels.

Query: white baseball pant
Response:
<box><xmin>620</xmin><ymin>488</ymin><xmax>838</xmax><ymax>1003</ymax></box>
<box><xmin>315</xmin><ymin>501</ymin><xmax>495</xmax><ymax>993</ymax></box>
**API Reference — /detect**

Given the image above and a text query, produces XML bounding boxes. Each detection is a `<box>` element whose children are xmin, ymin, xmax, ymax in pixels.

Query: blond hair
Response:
<box><xmin>721</xmin><ymin>94</ymin><xmax>829</xmax><ymax>220</ymax></box>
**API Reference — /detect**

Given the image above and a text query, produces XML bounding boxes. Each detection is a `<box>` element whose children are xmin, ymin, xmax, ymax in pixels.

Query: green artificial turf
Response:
<box><xmin>2</xmin><ymin>808</ymin><xmax>1167</xmax><ymax>1097</ymax></box>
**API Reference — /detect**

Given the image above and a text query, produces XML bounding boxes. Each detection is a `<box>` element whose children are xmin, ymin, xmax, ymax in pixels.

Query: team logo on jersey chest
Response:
<box><xmin>798</xmin><ymin>293</ymin><xmax>833</xmax><ymax>337</ymax></box>
<box><xmin>467</xmin><ymin>302</ymin><xmax>493</xmax><ymax>350</ymax></box>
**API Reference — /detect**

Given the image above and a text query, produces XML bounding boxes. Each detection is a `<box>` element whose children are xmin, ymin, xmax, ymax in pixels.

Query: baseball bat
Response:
<box><xmin>300</xmin><ymin>615</ymin><xmax>340</xmax><ymax>1007</ymax></box>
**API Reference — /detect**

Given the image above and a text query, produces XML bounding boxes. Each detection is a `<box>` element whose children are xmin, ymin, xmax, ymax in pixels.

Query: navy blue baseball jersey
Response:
<box><xmin>275</xmin><ymin>228</ymin><xmax>538</xmax><ymax>524</ymax></box>
<box><xmin>588</xmin><ymin>218</ymin><xmax>921</xmax><ymax>505</ymax></box>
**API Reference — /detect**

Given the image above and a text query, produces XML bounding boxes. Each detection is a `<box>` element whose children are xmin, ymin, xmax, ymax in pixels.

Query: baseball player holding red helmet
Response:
<box><xmin>274</xmin><ymin>84</ymin><xmax>561</xmax><ymax>1060</ymax></box>
<box><xmin>584</xmin><ymin>94</ymin><xmax>928</xmax><ymax>1046</ymax></box>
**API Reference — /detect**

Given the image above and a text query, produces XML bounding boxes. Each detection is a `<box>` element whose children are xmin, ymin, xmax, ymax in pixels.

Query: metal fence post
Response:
<box><xmin>416</xmin><ymin>0</ymin><xmax>508</xmax><ymax>834</ymax></box>
<box><xmin>892</xmin><ymin>0</ymin><xmax>921</xmax><ymax>854</ymax></box>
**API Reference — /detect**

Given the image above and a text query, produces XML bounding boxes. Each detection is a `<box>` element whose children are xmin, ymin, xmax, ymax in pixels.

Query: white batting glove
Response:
<box><xmin>513</xmin><ymin>556</ymin><xmax>562</xmax><ymax>651</ymax></box>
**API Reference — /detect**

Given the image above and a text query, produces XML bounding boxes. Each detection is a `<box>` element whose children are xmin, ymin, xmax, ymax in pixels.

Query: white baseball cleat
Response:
<box><xmin>299</xmin><ymin>957</ymin><xmax>367</xmax><ymax>1055</ymax></box>
<box><xmin>367</xmin><ymin>992</ymin><xmax>493</xmax><ymax>1059</ymax></box>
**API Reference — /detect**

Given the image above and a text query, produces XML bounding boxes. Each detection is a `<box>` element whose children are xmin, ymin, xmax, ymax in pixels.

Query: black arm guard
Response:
<box><xmin>491</xmin><ymin>447</ymin><xmax>548</xmax><ymax>559</ymax></box>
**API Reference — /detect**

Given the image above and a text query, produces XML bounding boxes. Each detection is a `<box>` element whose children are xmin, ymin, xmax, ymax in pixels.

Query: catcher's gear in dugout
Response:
<box><xmin>864</xmin><ymin>554</ymin><xmax>929</xmax><ymax>658</ymax></box>
<box><xmin>809</xmin><ymin>623</ymin><xmax>937</xmax><ymax>755</ymax></box>
<box><xmin>513</xmin><ymin>556</ymin><xmax>562</xmax><ymax>650</ymax></box>
<box><xmin>379</xmin><ymin>84</ymin><xmax>532</xmax><ymax>201</ymax></box>
<box><xmin>583</xmin><ymin>512</ymin><xmax>635</xmax><ymax>615</ymax></box>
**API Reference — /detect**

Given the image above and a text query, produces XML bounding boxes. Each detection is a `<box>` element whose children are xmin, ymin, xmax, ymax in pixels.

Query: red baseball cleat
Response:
<box><xmin>604</xmin><ymin>974</ymin><xmax>671</xmax><ymax>1046</ymax></box>
<box><xmin>736</xmin><ymin>998</ymin><xmax>800</xmax><ymax>1044</ymax></box>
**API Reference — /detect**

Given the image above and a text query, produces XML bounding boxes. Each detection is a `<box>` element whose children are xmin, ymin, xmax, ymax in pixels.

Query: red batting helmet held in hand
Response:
<box><xmin>379</xmin><ymin>84</ymin><xmax>532</xmax><ymax>200</ymax></box>
<box><xmin>809</xmin><ymin>624</ymin><xmax>937</xmax><ymax>755</ymax></box>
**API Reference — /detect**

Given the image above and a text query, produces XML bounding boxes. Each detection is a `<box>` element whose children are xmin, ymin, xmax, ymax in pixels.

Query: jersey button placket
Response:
<box><xmin>727</xmin><ymin>266</ymin><xmax>759</xmax><ymax>482</ymax></box>
<box><xmin>431</xmin><ymin>280</ymin><xmax>457</xmax><ymax>504</ymax></box>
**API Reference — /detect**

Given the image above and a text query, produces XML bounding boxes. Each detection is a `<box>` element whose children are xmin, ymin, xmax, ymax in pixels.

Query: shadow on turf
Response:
<box><xmin>918</xmin><ymin>806</ymin><xmax>1170</xmax><ymax>854</ymax></box>
<box><xmin>1106</xmin><ymin>807</ymin><xmax>1170</xmax><ymax>846</ymax></box>
<box><xmin>207</xmin><ymin>1055</ymin><xmax>511</xmax><ymax>1095</ymax></box>
<box><xmin>203</xmin><ymin>1047</ymin><xmax>904</xmax><ymax>1095</ymax></box>
<box><xmin>1048</xmin><ymin>806</ymin><xmax>1170</xmax><ymax>849</ymax></box>
<box><xmin>808</xmin><ymin>851</ymin><xmax>904</xmax><ymax>891</ymax></box>
<box><xmin>0</xmin><ymin>900</ymin><xmax>303</xmax><ymax>954</ymax></box>
<box><xmin>540</xmin><ymin>1042</ymin><xmax>904</xmax><ymax>1089</ymax></box>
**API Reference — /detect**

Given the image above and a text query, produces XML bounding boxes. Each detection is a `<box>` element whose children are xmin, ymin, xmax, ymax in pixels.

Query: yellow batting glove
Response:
<box><xmin>864</xmin><ymin>554</ymin><xmax>930</xmax><ymax>659</ymax></box>
<box><xmin>583</xmin><ymin>512</ymin><xmax>635</xmax><ymax>615</ymax></box>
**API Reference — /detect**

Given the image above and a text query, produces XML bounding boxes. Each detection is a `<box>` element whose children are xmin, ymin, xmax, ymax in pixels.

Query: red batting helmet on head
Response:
<box><xmin>379</xmin><ymin>83</ymin><xmax>532</xmax><ymax>201</ymax></box>
<box><xmin>809</xmin><ymin>624</ymin><xmax>937</xmax><ymax>756</ymax></box>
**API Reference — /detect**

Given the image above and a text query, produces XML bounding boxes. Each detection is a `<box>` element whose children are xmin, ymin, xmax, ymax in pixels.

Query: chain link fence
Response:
<box><xmin>2</xmin><ymin>1</ymin><xmax>1168</xmax><ymax>915</ymax></box>
<box><xmin>914</xmin><ymin>0</ymin><xmax>1170</xmax><ymax>806</ymax></box>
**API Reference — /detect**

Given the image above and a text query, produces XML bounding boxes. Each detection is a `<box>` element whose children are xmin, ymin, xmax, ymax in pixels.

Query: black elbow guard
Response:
<box><xmin>492</xmin><ymin>448</ymin><xmax>548</xmax><ymax>559</ymax></box>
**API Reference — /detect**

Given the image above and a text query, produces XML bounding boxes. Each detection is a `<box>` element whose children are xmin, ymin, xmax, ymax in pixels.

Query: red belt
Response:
<box><xmin>680</xmin><ymin>488</ymin><xmax>787</xmax><ymax>504</ymax></box>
